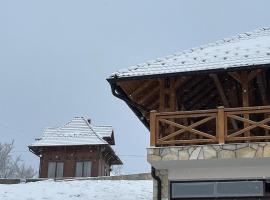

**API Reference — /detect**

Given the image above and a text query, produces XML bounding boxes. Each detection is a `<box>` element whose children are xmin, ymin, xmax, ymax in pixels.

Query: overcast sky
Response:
<box><xmin>1</xmin><ymin>0</ymin><xmax>270</xmax><ymax>174</ymax></box>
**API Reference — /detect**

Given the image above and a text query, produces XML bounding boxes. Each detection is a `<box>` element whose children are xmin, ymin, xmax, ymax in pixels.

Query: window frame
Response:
<box><xmin>75</xmin><ymin>160</ymin><xmax>92</xmax><ymax>177</ymax></box>
<box><xmin>47</xmin><ymin>161</ymin><xmax>64</xmax><ymax>178</ymax></box>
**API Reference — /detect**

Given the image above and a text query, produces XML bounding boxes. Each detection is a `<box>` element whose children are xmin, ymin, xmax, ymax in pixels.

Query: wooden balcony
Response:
<box><xmin>150</xmin><ymin>105</ymin><xmax>270</xmax><ymax>146</ymax></box>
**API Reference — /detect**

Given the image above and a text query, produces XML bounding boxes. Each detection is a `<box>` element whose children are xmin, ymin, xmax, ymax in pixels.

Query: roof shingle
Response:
<box><xmin>29</xmin><ymin>117</ymin><xmax>112</xmax><ymax>147</ymax></box>
<box><xmin>109</xmin><ymin>27</ymin><xmax>270</xmax><ymax>79</ymax></box>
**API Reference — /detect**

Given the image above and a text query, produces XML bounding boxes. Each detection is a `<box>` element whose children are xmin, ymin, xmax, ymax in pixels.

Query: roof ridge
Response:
<box><xmin>82</xmin><ymin>117</ymin><xmax>108</xmax><ymax>144</ymax></box>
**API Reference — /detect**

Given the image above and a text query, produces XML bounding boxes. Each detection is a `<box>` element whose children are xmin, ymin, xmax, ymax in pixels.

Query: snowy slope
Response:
<box><xmin>0</xmin><ymin>180</ymin><xmax>152</xmax><ymax>200</ymax></box>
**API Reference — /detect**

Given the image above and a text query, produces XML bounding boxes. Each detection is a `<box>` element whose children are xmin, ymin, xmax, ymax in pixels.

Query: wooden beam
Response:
<box><xmin>248</xmin><ymin>69</ymin><xmax>262</xmax><ymax>82</ymax></box>
<box><xmin>159</xmin><ymin>116</ymin><xmax>215</xmax><ymax>141</ymax></box>
<box><xmin>175</xmin><ymin>76</ymin><xmax>189</xmax><ymax>90</ymax></box>
<box><xmin>210</xmin><ymin>74</ymin><xmax>230</xmax><ymax>107</ymax></box>
<box><xmin>148</xmin><ymin>99</ymin><xmax>159</xmax><ymax>110</ymax></box>
<box><xmin>181</xmin><ymin>77</ymin><xmax>208</xmax><ymax>104</ymax></box>
<box><xmin>150</xmin><ymin>110</ymin><xmax>157</xmax><ymax>146</ymax></box>
<box><xmin>169</xmin><ymin>77</ymin><xmax>177</xmax><ymax>111</ymax></box>
<box><xmin>129</xmin><ymin>80</ymin><xmax>153</xmax><ymax>100</ymax></box>
<box><xmin>138</xmin><ymin>87</ymin><xmax>159</xmax><ymax>104</ymax></box>
<box><xmin>257</xmin><ymin>71</ymin><xmax>268</xmax><ymax>105</ymax></box>
<box><xmin>228</xmin><ymin>72</ymin><xmax>242</xmax><ymax>84</ymax></box>
<box><xmin>210</xmin><ymin>74</ymin><xmax>238</xmax><ymax>130</ymax></box>
<box><xmin>157</xmin><ymin>138</ymin><xmax>215</xmax><ymax>145</ymax></box>
<box><xmin>159</xmin><ymin>118</ymin><xmax>216</xmax><ymax>139</ymax></box>
<box><xmin>217</xmin><ymin>106</ymin><xmax>225</xmax><ymax>144</ymax></box>
<box><xmin>228</xmin><ymin>70</ymin><xmax>260</xmax><ymax>137</ymax></box>
<box><xmin>241</xmin><ymin>71</ymin><xmax>250</xmax><ymax>137</ymax></box>
<box><xmin>159</xmin><ymin>79</ymin><xmax>165</xmax><ymax>112</ymax></box>
<box><xmin>257</xmin><ymin>71</ymin><xmax>269</xmax><ymax>136</ymax></box>
<box><xmin>186</xmin><ymin>83</ymin><xmax>216</xmax><ymax>110</ymax></box>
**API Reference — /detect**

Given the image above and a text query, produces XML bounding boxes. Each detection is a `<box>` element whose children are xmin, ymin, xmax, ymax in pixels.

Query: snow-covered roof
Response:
<box><xmin>29</xmin><ymin>117</ymin><xmax>112</xmax><ymax>147</ymax></box>
<box><xmin>92</xmin><ymin>125</ymin><xmax>113</xmax><ymax>138</ymax></box>
<box><xmin>109</xmin><ymin>27</ymin><xmax>270</xmax><ymax>79</ymax></box>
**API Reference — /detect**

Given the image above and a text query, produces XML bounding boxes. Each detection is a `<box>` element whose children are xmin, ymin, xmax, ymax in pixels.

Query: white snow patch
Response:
<box><xmin>0</xmin><ymin>180</ymin><xmax>152</xmax><ymax>200</ymax></box>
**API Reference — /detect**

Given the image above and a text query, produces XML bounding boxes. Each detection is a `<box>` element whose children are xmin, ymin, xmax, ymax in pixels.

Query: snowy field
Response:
<box><xmin>0</xmin><ymin>180</ymin><xmax>152</xmax><ymax>200</ymax></box>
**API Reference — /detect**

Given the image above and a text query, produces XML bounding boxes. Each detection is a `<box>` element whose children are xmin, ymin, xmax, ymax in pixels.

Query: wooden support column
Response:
<box><xmin>159</xmin><ymin>77</ymin><xmax>177</xmax><ymax>112</ymax></box>
<box><xmin>169</xmin><ymin>78</ymin><xmax>177</xmax><ymax>135</ymax></box>
<box><xmin>256</xmin><ymin>70</ymin><xmax>269</xmax><ymax>136</ymax></box>
<box><xmin>158</xmin><ymin>77</ymin><xmax>178</xmax><ymax>142</ymax></box>
<box><xmin>228</xmin><ymin>70</ymin><xmax>261</xmax><ymax>137</ymax></box>
<box><xmin>150</xmin><ymin>110</ymin><xmax>157</xmax><ymax>146</ymax></box>
<box><xmin>257</xmin><ymin>71</ymin><xmax>268</xmax><ymax>105</ymax></box>
<box><xmin>217</xmin><ymin>106</ymin><xmax>225</xmax><ymax>144</ymax></box>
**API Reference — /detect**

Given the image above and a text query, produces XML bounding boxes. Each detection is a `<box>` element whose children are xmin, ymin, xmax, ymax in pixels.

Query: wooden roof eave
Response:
<box><xmin>107</xmin><ymin>63</ymin><xmax>270</xmax><ymax>83</ymax></box>
<box><xmin>108</xmin><ymin>81</ymin><xmax>150</xmax><ymax>129</ymax></box>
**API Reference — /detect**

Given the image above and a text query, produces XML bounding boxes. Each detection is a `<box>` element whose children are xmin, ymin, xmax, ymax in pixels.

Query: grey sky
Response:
<box><xmin>1</xmin><ymin>0</ymin><xmax>270</xmax><ymax>174</ymax></box>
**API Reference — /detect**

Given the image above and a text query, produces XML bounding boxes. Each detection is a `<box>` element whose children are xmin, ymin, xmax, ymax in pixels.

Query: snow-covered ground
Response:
<box><xmin>0</xmin><ymin>180</ymin><xmax>152</xmax><ymax>200</ymax></box>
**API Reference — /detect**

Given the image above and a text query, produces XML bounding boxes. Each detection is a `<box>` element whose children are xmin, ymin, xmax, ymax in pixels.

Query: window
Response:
<box><xmin>47</xmin><ymin>162</ymin><xmax>64</xmax><ymax>178</ymax></box>
<box><xmin>170</xmin><ymin>181</ymin><xmax>264</xmax><ymax>199</ymax></box>
<box><xmin>75</xmin><ymin>161</ymin><xmax>92</xmax><ymax>177</ymax></box>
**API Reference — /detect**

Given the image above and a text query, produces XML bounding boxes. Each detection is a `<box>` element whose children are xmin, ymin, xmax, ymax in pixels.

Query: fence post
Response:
<box><xmin>217</xmin><ymin>106</ymin><xmax>225</xmax><ymax>144</ymax></box>
<box><xmin>150</xmin><ymin>110</ymin><xmax>157</xmax><ymax>146</ymax></box>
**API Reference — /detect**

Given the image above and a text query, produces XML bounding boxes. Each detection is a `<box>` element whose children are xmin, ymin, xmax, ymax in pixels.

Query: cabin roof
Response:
<box><xmin>92</xmin><ymin>125</ymin><xmax>113</xmax><ymax>138</ymax></box>
<box><xmin>29</xmin><ymin>117</ymin><xmax>113</xmax><ymax>147</ymax></box>
<box><xmin>108</xmin><ymin>27</ymin><xmax>270</xmax><ymax>80</ymax></box>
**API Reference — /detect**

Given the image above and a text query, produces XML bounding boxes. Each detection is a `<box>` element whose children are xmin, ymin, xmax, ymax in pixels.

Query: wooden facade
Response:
<box><xmin>108</xmin><ymin>28</ymin><xmax>270</xmax><ymax>200</ymax></box>
<box><xmin>29</xmin><ymin>117</ymin><xmax>122</xmax><ymax>178</ymax></box>
<box><xmin>113</xmin><ymin>68</ymin><xmax>270</xmax><ymax>146</ymax></box>
<box><xmin>37</xmin><ymin>145</ymin><xmax>115</xmax><ymax>178</ymax></box>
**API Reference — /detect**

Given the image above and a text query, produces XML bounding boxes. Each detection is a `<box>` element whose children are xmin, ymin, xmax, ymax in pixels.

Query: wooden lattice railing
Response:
<box><xmin>150</xmin><ymin>106</ymin><xmax>270</xmax><ymax>146</ymax></box>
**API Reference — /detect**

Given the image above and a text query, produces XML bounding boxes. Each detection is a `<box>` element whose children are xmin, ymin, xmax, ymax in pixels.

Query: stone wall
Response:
<box><xmin>153</xmin><ymin>169</ymin><xmax>168</xmax><ymax>200</ymax></box>
<box><xmin>148</xmin><ymin>142</ymin><xmax>270</xmax><ymax>161</ymax></box>
<box><xmin>148</xmin><ymin>142</ymin><xmax>270</xmax><ymax>200</ymax></box>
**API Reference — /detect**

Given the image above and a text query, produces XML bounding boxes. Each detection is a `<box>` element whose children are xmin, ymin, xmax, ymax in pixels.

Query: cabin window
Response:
<box><xmin>75</xmin><ymin>161</ymin><xmax>92</xmax><ymax>177</ymax></box>
<box><xmin>47</xmin><ymin>162</ymin><xmax>64</xmax><ymax>178</ymax></box>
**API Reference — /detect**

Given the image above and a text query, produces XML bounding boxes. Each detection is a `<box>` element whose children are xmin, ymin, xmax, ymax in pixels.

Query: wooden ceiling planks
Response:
<box><xmin>114</xmin><ymin>68</ymin><xmax>270</xmax><ymax>125</ymax></box>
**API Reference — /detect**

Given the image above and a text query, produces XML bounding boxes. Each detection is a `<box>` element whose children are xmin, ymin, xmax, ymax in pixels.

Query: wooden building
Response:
<box><xmin>108</xmin><ymin>27</ymin><xmax>270</xmax><ymax>199</ymax></box>
<box><xmin>29</xmin><ymin>117</ymin><xmax>122</xmax><ymax>178</ymax></box>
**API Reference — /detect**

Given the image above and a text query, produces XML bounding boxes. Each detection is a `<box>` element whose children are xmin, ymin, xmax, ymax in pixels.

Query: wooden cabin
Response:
<box><xmin>29</xmin><ymin>117</ymin><xmax>122</xmax><ymax>178</ymax></box>
<box><xmin>108</xmin><ymin>27</ymin><xmax>270</xmax><ymax>200</ymax></box>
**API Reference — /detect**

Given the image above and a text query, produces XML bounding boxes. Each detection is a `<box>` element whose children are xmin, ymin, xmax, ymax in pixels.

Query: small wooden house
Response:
<box><xmin>29</xmin><ymin>117</ymin><xmax>122</xmax><ymax>178</ymax></box>
<box><xmin>108</xmin><ymin>28</ymin><xmax>270</xmax><ymax>200</ymax></box>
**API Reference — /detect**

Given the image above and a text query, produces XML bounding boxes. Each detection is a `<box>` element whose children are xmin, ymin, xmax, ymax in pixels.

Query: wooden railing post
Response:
<box><xmin>150</xmin><ymin>110</ymin><xmax>157</xmax><ymax>146</ymax></box>
<box><xmin>217</xmin><ymin>106</ymin><xmax>225</xmax><ymax>144</ymax></box>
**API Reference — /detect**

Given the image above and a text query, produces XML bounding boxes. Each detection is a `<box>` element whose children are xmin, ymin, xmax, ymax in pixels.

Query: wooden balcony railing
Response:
<box><xmin>150</xmin><ymin>106</ymin><xmax>270</xmax><ymax>146</ymax></box>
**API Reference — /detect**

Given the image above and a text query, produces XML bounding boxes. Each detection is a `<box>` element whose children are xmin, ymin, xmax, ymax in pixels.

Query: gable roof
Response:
<box><xmin>108</xmin><ymin>27</ymin><xmax>270</xmax><ymax>80</ymax></box>
<box><xmin>29</xmin><ymin>117</ymin><xmax>112</xmax><ymax>147</ymax></box>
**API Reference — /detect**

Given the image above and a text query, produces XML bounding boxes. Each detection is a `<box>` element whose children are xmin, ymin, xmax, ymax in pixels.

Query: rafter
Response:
<box><xmin>228</xmin><ymin>72</ymin><xmax>242</xmax><ymax>84</ymax></box>
<box><xmin>185</xmin><ymin>78</ymin><xmax>212</xmax><ymax>103</ymax></box>
<box><xmin>129</xmin><ymin>80</ymin><xmax>154</xmax><ymax>99</ymax></box>
<box><xmin>210</xmin><ymin>74</ymin><xmax>238</xmax><ymax>130</ymax></box>
<box><xmin>248</xmin><ymin>69</ymin><xmax>262</xmax><ymax>82</ymax></box>
<box><xmin>138</xmin><ymin>86</ymin><xmax>159</xmax><ymax>104</ymax></box>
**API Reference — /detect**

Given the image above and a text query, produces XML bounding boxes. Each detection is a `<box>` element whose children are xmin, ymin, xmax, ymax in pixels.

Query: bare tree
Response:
<box><xmin>0</xmin><ymin>141</ymin><xmax>36</xmax><ymax>178</ymax></box>
<box><xmin>111</xmin><ymin>165</ymin><xmax>123</xmax><ymax>176</ymax></box>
